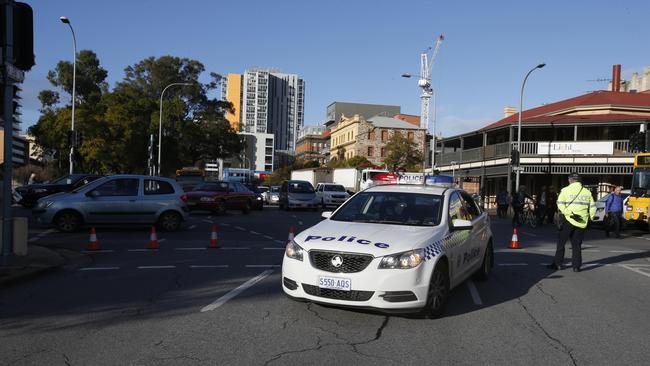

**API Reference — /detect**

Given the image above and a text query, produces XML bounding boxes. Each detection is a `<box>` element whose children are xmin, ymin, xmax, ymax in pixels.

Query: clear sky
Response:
<box><xmin>19</xmin><ymin>0</ymin><xmax>650</xmax><ymax>137</ymax></box>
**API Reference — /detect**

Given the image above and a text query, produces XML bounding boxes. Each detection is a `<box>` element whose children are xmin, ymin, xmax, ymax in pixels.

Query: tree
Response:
<box><xmin>46</xmin><ymin>50</ymin><xmax>109</xmax><ymax>105</ymax></box>
<box><xmin>383</xmin><ymin>132</ymin><xmax>423</xmax><ymax>171</ymax></box>
<box><xmin>345</xmin><ymin>155</ymin><xmax>371</xmax><ymax>168</ymax></box>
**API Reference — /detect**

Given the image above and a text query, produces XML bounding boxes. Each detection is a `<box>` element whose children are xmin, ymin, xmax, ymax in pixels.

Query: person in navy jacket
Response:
<box><xmin>605</xmin><ymin>186</ymin><xmax>624</xmax><ymax>238</ymax></box>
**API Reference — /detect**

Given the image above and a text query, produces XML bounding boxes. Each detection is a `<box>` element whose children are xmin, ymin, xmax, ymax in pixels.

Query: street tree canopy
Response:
<box><xmin>383</xmin><ymin>132</ymin><xmax>423</xmax><ymax>171</ymax></box>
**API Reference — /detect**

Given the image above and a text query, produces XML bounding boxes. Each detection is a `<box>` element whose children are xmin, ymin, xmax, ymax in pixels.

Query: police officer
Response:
<box><xmin>547</xmin><ymin>173</ymin><xmax>596</xmax><ymax>272</ymax></box>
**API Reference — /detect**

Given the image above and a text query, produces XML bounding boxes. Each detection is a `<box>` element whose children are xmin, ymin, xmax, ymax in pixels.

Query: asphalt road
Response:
<box><xmin>1</xmin><ymin>207</ymin><xmax>650</xmax><ymax>365</ymax></box>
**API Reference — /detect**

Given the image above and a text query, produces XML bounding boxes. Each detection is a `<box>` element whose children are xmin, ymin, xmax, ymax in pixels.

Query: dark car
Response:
<box><xmin>15</xmin><ymin>174</ymin><xmax>102</xmax><ymax>208</ymax></box>
<box><xmin>243</xmin><ymin>184</ymin><xmax>265</xmax><ymax>210</ymax></box>
<box><xmin>186</xmin><ymin>181</ymin><xmax>256</xmax><ymax>214</ymax></box>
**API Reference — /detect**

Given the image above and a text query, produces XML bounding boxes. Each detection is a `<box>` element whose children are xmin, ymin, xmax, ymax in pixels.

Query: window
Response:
<box><xmin>367</xmin><ymin>146</ymin><xmax>374</xmax><ymax>157</ymax></box>
<box><xmin>380</xmin><ymin>148</ymin><xmax>385</xmax><ymax>157</ymax></box>
<box><xmin>449</xmin><ymin>192</ymin><xmax>472</xmax><ymax>222</ymax></box>
<box><xmin>331</xmin><ymin>192</ymin><xmax>442</xmax><ymax>226</ymax></box>
<box><xmin>459</xmin><ymin>192</ymin><xmax>481</xmax><ymax>219</ymax></box>
<box><xmin>408</xmin><ymin>132</ymin><xmax>414</xmax><ymax>140</ymax></box>
<box><xmin>144</xmin><ymin>180</ymin><xmax>175</xmax><ymax>195</ymax></box>
<box><xmin>368</xmin><ymin>131</ymin><xmax>375</xmax><ymax>140</ymax></box>
<box><xmin>93</xmin><ymin>178</ymin><xmax>139</xmax><ymax>197</ymax></box>
<box><xmin>381</xmin><ymin>130</ymin><xmax>388</xmax><ymax>141</ymax></box>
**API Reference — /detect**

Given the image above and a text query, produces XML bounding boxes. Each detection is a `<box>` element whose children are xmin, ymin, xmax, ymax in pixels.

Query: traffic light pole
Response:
<box><xmin>2</xmin><ymin>0</ymin><xmax>15</xmax><ymax>263</ymax></box>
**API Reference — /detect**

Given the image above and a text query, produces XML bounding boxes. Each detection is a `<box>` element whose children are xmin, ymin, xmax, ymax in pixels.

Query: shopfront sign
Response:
<box><xmin>536</xmin><ymin>141</ymin><xmax>614</xmax><ymax>155</ymax></box>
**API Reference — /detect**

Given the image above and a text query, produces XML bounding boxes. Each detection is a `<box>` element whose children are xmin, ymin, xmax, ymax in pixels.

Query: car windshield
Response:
<box><xmin>194</xmin><ymin>182</ymin><xmax>228</xmax><ymax>192</ymax></box>
<box><xmin>331</xmin><ymin>191</ymin><xmax>442</xmax><ymax>227</ymax></box>
<box><xmin>71</xmin><ymin>176</ymin><xmax>108</xmax><ymax>193</ymax></box>
<box><xmin>288</xmin><ymin>182</ymin><xmax>314</xmax><ymax>193</ymax></box>
<box><xmin>51</xmin><ymin>175</ymin><xmax>82</xmax><ymax>185</ymax></box>
<box><xmin>270</xmin><ymin>186</ymin><xmax>280</xmax><ymax>193</ymax></box>
<box><xmin>631</xmin><ymin>169</ymin><xmax>650</xmax><ymax>197</ymax></box>
<box><xmin>324</xmin><ymin>185</ymin><xmax>346</xmax><ymax>192</ymax></box>
<box><xmin>257</xmin><ymin>186</ymin><xmax>269</xmax><ymax>193</ymax></box>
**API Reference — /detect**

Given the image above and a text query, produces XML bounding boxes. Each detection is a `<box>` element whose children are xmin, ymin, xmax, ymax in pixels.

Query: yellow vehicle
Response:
<box><xmin>175</xmin><ymin>167</ymin><xmax>205</xmax><ymax>191</ymax></box>
<box><xmin>624</xmin><ymin>153</ymin><xmax>650</xmax><ymax>225</ymax></box>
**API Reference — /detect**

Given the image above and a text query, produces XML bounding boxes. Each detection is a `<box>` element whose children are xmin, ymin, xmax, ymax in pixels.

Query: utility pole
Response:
<box><xmin>2</xmin><ymin>0</ymin><xmax>16</xmax><ymax>263</ymax></box>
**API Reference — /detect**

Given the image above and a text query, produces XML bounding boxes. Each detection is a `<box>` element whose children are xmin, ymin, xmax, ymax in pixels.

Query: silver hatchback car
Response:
<box><xmin>33</xmin><ymin>175</ymin><xmax>190</xmax><ymax>232</ymax></box>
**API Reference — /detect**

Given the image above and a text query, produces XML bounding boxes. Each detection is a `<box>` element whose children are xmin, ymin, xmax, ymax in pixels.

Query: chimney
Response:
<box><xmin>612</xmin><ymin>64</ymin><xmax>621</xmax><ymax>92</ymax></box>
<box><xmin>503</xmin><ymin>106</ymin><xmax>518</xmax><ymax>118</ymax></box>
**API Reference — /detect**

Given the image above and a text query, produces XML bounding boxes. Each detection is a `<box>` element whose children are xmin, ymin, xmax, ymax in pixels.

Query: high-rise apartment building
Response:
<box><xmin>223</xmin><ymin>73</ymin><xmax>243</xmax><ymax>131</ymax></box>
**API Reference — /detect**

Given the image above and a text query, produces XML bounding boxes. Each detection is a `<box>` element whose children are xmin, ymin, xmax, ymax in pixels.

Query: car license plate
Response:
<box><xmin>319</xmin><ymin>276</ymin><xmax>351</xmax><ymax>291</ymax></box>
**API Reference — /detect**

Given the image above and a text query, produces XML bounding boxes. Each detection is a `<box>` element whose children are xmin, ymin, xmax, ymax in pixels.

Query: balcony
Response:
<box><xmin>438</xmin><ymin>140</ymin><xmax>631</xmax><ymax>166</ymax></box>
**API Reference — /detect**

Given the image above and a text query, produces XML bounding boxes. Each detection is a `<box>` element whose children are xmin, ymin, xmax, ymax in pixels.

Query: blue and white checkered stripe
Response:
<box><xmin>423</xmin><ymin>232</ymin><xmax>465</xmax><ymax>261</ymax></box>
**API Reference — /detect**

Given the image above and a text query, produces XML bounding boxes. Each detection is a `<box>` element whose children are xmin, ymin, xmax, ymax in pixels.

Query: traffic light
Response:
<box><xmin>510</xmin><ymin>149</ymin><xmax>520</xmax><ymax>166</ymax></box>
<box><xmin>13</xmin><ymin>3</ymin><xmax>35</xmax><ymax>71</ymax></box>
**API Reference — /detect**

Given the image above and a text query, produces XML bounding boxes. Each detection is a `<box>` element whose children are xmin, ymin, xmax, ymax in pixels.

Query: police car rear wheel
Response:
<box><xmin>473</xmin><ymin>242</ymin><xmax>493</xmax><ymax>281</ymax></box>
<box><xmin>424</xmin><ymin>261</ymin><xmax>450</xmax><ymax>319</ymax></box>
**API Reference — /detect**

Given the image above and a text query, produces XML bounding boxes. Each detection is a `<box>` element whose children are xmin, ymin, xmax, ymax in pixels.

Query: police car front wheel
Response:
<box><xmin>423</xmin><ymin>260</ymin><xmax>450</xmax><ymax>319</ymax></box>
<box><xmin>473</xmin><ymin>241</ymin><xmax>493</xmax><ymax>282</ymax></box>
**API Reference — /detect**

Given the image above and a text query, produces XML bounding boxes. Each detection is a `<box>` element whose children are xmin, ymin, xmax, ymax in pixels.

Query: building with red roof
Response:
<box><xmin>435</xmin><ymin>90</ymin><xmax>650</xmax><ymax>206</ymax></box>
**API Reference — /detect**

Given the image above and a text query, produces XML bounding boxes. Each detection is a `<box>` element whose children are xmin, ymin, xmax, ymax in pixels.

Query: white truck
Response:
<box><xmin>290</xmin><ymin>168</ymin><xmax>333</xmax><ymax>187</ymax></box>
<box><xmin>332</xmin><ymin>168</ymin><xmax>389</xmax><ymax>192</ymax></box>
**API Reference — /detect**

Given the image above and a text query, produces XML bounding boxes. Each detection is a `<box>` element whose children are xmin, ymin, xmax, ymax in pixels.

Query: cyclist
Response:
<box><xmin>512</xmin><ymin>185</ymin><xmax>534</xmax><ymax>227</ymax></box>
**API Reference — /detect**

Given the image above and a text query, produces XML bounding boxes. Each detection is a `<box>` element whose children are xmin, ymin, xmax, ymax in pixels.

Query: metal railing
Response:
<box><xmin>438</xmin><ymin>140</ymin><xmax>632</xmax><ymax>166</ymax></box>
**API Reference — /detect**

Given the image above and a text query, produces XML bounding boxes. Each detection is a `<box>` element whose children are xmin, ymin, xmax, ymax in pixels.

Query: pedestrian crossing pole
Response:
<box><xmin>2</xmin><ymin>0</ymin><xmax>15</xmax><ymax>262</ymax></box>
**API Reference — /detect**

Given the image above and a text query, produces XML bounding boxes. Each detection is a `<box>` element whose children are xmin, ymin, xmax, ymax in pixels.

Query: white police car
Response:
<box><xmin>282</xmin><ymin>180</ymin><xmax>493</xmax><ymax>318</ymax></box>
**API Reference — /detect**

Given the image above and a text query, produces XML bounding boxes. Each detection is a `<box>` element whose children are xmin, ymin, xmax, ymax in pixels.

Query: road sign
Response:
<box><xmin>4</xmin><ymin>62</ymin><xmax>25</xmax><ymax>83</ymax></box>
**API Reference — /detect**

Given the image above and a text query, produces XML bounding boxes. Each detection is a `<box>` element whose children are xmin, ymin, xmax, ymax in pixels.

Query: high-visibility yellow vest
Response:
<box><xmin>557</xmin><ymin>182</ymin><xmax>596</xmax><ymax>229</ymax></box>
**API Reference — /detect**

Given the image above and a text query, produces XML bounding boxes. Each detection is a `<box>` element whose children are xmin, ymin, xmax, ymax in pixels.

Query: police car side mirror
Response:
<box><xmin>321</xmin><ymin>211</ymin><xmax>332</xmax><ymax>219</ymax></box>
<box><xmin>451</xmin><ymin>219</ymin><xmax>473</xmax><ymax>231</ymax></box>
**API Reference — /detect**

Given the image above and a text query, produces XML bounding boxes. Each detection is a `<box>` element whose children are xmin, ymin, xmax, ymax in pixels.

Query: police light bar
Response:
<box><xmin>425</xmin><ymin>175</ymin><xmax>454</xmax><ymax>187</ymax></box>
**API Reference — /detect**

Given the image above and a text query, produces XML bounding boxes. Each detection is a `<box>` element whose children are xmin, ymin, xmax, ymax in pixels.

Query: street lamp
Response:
<box><xmin>157</xmin><ymin>82</ymin><xmax>192</xmax><ymax>176</ymax></box>
<box><xmin>59</xmin><ymin>16</ymin><xmax>77</xmax><ymax>174</ymax></box>
<box><xmin>401</xmin><ymin>73</ymin><xmax>437</xmax><ymax>175</ymax></box>
<box><xmin>450</xmin><ymin>161</ymin><xmax>457</xmax><ymax>181</ymax></box>
<box><xmin>515</xmin><ymin>63</ymin><xmax>545</xmax><ymax>192</ymax></box>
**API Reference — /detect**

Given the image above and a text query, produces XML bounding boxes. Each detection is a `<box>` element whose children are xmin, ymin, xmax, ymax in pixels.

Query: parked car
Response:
<box><xmin>279</xmin><ymin>180</ymin><xmax>318</xmax><ymax>210</ymax></box>
<box><xmin>16</xmin><ymin>174</ymin><xmax>102</xmax><ymax>208</ymax></box>
<box><xmin>257</xmin><ymin>185</ymin><xmax>270</xmax><ymax>203</ymax></box>
<box><xmin>315</xmin><ymin>183</ymin><xmax>350</xmax><ymax>208</ymax></box>
<box><xmin>593</xmin><ymin>189</ymin><xmax>630</xmax><ymax>223</ymax></box>
<box><xmin>32</xmin><ymin>175</ymin><xmax>189</xmax><ymax>232</ymax></box>
<box><xmin>186</xmin><ymin>181</ymin><xmax>256</xmax><ymax>214</ymax></box>
<box><xmin>269</xmin><ymin>186</ymin><xmax>280</xmax><ymax>205</ymax></box>
<box><xmin>243</xmin><ymin>184</ymin><xmax>265</xmax><ymax>210</ymax></box>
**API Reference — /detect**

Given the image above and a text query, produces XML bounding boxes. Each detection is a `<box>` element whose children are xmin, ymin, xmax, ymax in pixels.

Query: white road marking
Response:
<box><xmin>137</xmin><ymin>265</ymin><xmax>176</xmax><ymax>269</ymax></box>
<box><xmin>498</xmin><ymin>263</ymin><xmax>528</xmax><ymax>266</ymax></box>
<box><xmin>158</xmin><ymin>238</ymin><xmax>166</xmax><ymax>243</ymax></box>
<box><xmin>190</xmin><ymin>265</ymin><xmax>229</xmax><ymax>269</ymax></box>
<box><xmin>274</xmin><ymin>240</ymin><xmax>285</xmax><ymax>244</ymax></box>
<box><xmin>28</xmin><ymin>229</ymin><xmax>56</xmax><ymax>242</ymax></box>
<box><xmin>619</xmin><ymin>264</ymin><xmax>650</xmax><ymax>279</ymax></box>
<box><xmin>221</xmin><ymin>223</ymin><xmax>230</xmax><ymax>226</ymax></box>
<box><xmin>202</xmin><ymin>219</ymin><xmax>213</xmax><ymax>224</ymax></box>
<box><xmin>78</xmin><ymin>267</ymin><xmax>120</xmax><ymax>271</ymax></box>
<box><xmin>264</xmin><ymin>247</ymin><xmax>285</xmax><ymax>250</ymax></box>
<box><xmin>221</xmin><ymin>247</ymin><xmax>250</xmax><ymax>250</ymax></box>
<box><xmin>201</xmin><ymin>270</ymin><xmax>273</xmax><ymax>312</ymax></box>
<box><xmin>128</xmin><ymin>249</ymin><xmax>158</xmax><ymax>252</ymax></box>
<box><xmin>519</xmin><ymin>231</ymin><xmax>537</xmax><ymax>237</ymax></box>
<box><xmin>250</xmin><ymin>231</ymin><xmax>260</xmax><ymax>235</ymax></box>
<box><xmin>466</xmin><ymin>280</ymin><xmax>482</xmax><ymax>305</ymax></box>
<box><xmin>610</xmin><ymin>250</ymin><xmax>640</xmax><ymax>253</ymax></box>
<box><xmin>582</xmin><ymin>249</ymin><xmax>600</xmax><ymax>252</ymax></box>
<box><xmin>536</xmin><ymin>249</ymin><xmax>556</xmax><ymax>252</ymax></box>
<box><xmin>298</xmin><ymin>221</ymin><xmax>303</xmax><ymax>226</ymax></box>
<box><xmin>263</xmin><ymin>235</ymin><xmax>274</xmax><ymax>240</ymax></box>
<box><xmin>208</xmin><ymin>216</ymin><xmax>213</xmax><ymax>219</ymax></box>
<box><xmin>175</xmin><ymin>247</ymin><xmax>207</xmax><ymax>251</ymax></box>
<box><xmin>245</xmin><ymin>264</ymin><xmax>281</xmax><ymax>268</ymax></box>
<box><xmin>188</xmin><ymin>225</ymin><xmax>197</xmax><ymax>230</ymax></box>
<box><xmin>81</xmin><ymin>249</ymin><xmax>114</xmax><ymax>253</ymax></box>
<box><xmin>234</xmin><ymin>226</ymin><xmax>246</xmax><ymax>231</ymax></box>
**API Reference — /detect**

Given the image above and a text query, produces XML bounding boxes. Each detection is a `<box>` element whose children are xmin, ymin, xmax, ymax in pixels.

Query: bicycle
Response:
<box><xmin>518</xmin><ymin>202</ymin><xmax>537</xmax><ymax>228</ymax></box>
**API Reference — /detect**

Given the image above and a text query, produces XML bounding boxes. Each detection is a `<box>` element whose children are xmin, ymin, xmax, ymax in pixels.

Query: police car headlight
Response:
<box><xmin>285</xmin><ymin>240</ymin><xmax>304</xmax><ymax>261</ymax></box>
<box><xmin>378</xmin><ymin>249</ymin><xmax>424</xmax><ymax>269</ymax></box>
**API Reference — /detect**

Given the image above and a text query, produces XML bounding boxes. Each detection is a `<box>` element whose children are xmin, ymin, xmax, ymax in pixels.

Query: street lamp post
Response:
<box><xmin>157</xmin><ymin>82</ymin><xmax>191</xmax><ymax>176</ymax></box>
<box><xmin>515</xmin><ymin>63</ymin><xmax>545</xmax><ymax>192</ymax></box>
<box><xmin>401</xmin><ymin>73</ymin><xmax>437</xmax><ymax>176</ymax></box>
<box><xmin>59</xmin><ymin>16</ymin><xmax>76</xmax><ymax>174</ymax></box>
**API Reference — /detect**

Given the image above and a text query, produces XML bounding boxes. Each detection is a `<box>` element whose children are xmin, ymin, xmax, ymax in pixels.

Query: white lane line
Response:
<box><xmin>263</xmin><ymin>235</ymin><xmax>274</xmax><ymax>240</ymax></box>
<box><xmin>536</xmin><ymin>249</ymin><xmax>556</xmax><ymax>252</ymax></box>
<box><xmin>498</xmin><ymin>263</ymin><xmax>528</xmax><ymax>266</ymax></box>
<box><xmin>610</xmin><ymin>250</ymin><xmax>640</xmax><ymax>253</ymax></box>
<box><xmin>201</xmin><ymin>270</ymin><xmax>273</xmax><ymax>312</ymax></box>
<box><xmin>202</xmin><ymin>219</ymin><xmax>213</xmax><ymax>224</ymax></box>
<box><xmin>220</xmin><ymin>247</ymin><xmax>250</xmax><ymax>250</ymax></box>
<box><xmin>28</xmin><ymin>229</ymin><xmax>56</xmax><ymax>242</ymax></box>
<box><xmin>582</xmin><ymin>249</ymin><xmax>600</xmax><ymax>252</ymax></box>
<box><xmin>78</xmin><ymin>267</ymin><xmax>120</xmax><ymax>271</ymax></box>
<box><xmin>519</xmin><ymin>231</ymin><xmax>537</xmax><ymax>237</ymax></box>
<box><xmin>208</xmin><ymin>216</ymin><xmax>213</xmax><ymax>219</ymax></box>
<box><xmin>250</xmin><ymin>231</ymin><xmax>260</xmax><ymax>235</ymax></box>
<box><xmin>81</xmin><ymin>249</ymin><xmax>115</xmax><ymax>253</ymax></box>
<box><xmin>619</xmin><ymin>264</ymin><xmax>650</xmax><ymax>279</ymax></box>
<box><xmin>466</xmin><ymin>280</ymin><xmax>482</xmax><ymax>305</ymax></box>
<box><xmin>158</xmin><ymin>239</ymin><xmax>166</xmax><ymax>243</ymax></box>
<box><xmin>188</xmin><ymin>225</ymin><xmax>197</xmax><ymax>230</ymax></box>
<box><xmin>175</xmin><ymin>247</ymin><xmax>207</xmax><ymax>251</ymax></box>
<box><xmin>264</xmin><ymin>247</ymin><xmax>285</xmax><ymax>250</ymax></box>
<box><xmin>245</xmin><ymin>264</ymin><xmax>281</xmax><ymax>268</ymax></box>
<box><xmin>298</xmin><ymin>221</ymin><xmax>304</xmax><ymax>226</ymax></box>
<box><xmin>137</xmin><ymin>265</ymin><xmax>176</xmax><ymax>269</ymax></box>
<box><xmin>190</xmin><ymin>265</ymin><xmax>229</xmax><ymax>269</ymax></box>
<box><xmin>221</xmin><ymin>223</ymin><xmax>230</xmax><ymax>226</ymax></box>
<box><xmin>274</xmin><ymin>240</ymin><xmax>285</xmax><ymax>244</ymax></box>
<box><xmin>234</xmin><ymin>226</ymin><xmax>246</xmax><ymax>231</ymax></box>
<box><xmin>128</xmin><ymin>249</ymin><xmax>158</xmax><ymax>252</ymax></box>
<box><xmin>626</xmin><ymin>263</ymin><xmax>650</xmax><ymax>267</ymax></box>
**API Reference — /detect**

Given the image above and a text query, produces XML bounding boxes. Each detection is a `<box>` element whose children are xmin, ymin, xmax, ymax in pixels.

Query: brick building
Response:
<box><xmin>329</xmin><ymin>114</ymin><xmax>426</xmax><ymax>167</ymax></box>
<box><xmin>295</xmin><ymin>129</ymin><xmax>330</xmax><ymax>165</ymax></box>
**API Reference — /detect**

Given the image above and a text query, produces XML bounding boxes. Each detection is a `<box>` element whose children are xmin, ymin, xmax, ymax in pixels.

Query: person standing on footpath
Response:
<box><xmin>496</xmin><ymin>189</ymin><xmax>508</xmax><ymax>218</ymax></box>
<box><xmin>547</xmin><ymin>173</ymin><xmax>596</xmax><ymax>272</ymax></box>
<box><xmin>537</xmin><ymin>185</ymin><xmax>547</xmax><ymax>225</ymax></box>
<box><xmin>605</xmin><ymin>186</ymin><xmax>624</xmax><ymax>239</ymax></box>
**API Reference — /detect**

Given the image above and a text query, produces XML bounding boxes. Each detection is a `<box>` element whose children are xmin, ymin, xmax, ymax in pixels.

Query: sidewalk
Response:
<box><xmin>0</xmin><ymin>245</ymin><xmax>84</xmax><ymax>286</ymax></box>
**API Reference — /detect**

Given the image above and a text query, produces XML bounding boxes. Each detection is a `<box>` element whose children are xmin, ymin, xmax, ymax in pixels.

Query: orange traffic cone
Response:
<box><xmin>208</xmin><ymin>225</ymin><xmax>219</xmax><ymax>249</ymax></box>
<box><xmin>288</xmin><ymin>226</ymin><xmax>295</xmax><ymax>243</ymax></box>
<box><xmin>87</xmin><ymin>227</ymin><xmax>99</xmax><ymax>251</ymax></box>
<box><xmin>148</xmin><ymin>226</ymin><xmax>159</xmax><ymax>250</ymax></box>
<box><xmin>509</xmin><ymin>228</ymin><xmax>521</xmax><ymax>249</ymax></box>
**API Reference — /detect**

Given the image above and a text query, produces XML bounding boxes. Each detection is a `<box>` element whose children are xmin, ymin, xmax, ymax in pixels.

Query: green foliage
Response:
<box><xmin>383</xmin><ymin>132</ymin><xmax>423</xmax><ymax>171</ymax></box>
<box><xmin>29</xmin><ymin>52</ymin><xmax>244</xmax><ymax>176</ymax></box>
<box><xmin>345</xmin><ymin>155</ymin><xmax>371</xmax><ymax>168</ymax></box>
